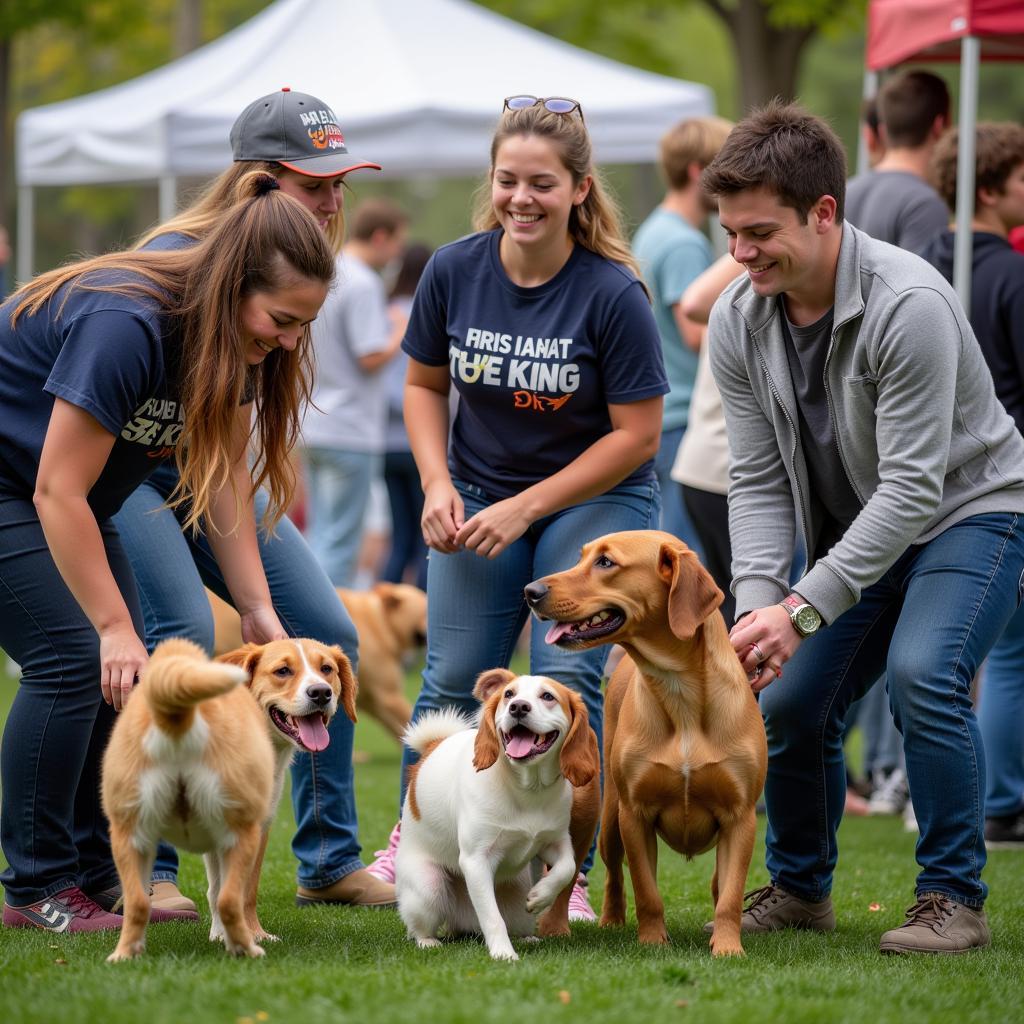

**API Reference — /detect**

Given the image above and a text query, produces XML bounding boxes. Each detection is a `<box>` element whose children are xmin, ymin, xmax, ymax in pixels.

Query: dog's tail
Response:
<box><xmin>143</xmin><ymin>637</ymin><xmax>249</xmax><ymax>722</ymax></box>
<box><xmin>402</xmin><ymin>708</ymin><xmax>474</xmax><ymax>754</ymax></box>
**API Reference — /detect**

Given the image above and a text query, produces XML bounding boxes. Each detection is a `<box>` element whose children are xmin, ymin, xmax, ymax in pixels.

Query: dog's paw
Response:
<box><xmin>537</xmin><ymin>912</ymin><xmax>570</xmax><ymax>938</ymax></box>
<box><xmin>488</xmin><ymin>943</ymin><xmax>519</xmax><ymax>962</ymax></box>
<box><xmin>415</xmin><ymin>937</ymin><xmax>442</xmax><ymax>949</ymax></box>
<box><xmin>710</xmin><ymin>933</ymin><xmax>745</xmax><ymax>958</ymax></box>
<box><xmin>225</xmin><ymin>940</ymin><xmax>266</xmax><ymax>958</ymax></box>
<box><xmin>526</xmin><ymin>883</ymin><xmax>557</xmax><ymax>915</ymax></box>
<box><xmin>637</xmin><ymin>923</ymin><xmax>670</xmax><ymax>945</ymax></box>
<box><xmin>106</xmin><ymin>942</ymin><xmax>145</xmax><ymax>962</ymax></box>
<box><xmin>253</xmin><ymin>928</ymin><xmax>280</xmax><ymax>943</ymax></box>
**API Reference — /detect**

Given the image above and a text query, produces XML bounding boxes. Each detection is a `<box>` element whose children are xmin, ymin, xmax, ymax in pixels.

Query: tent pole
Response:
<box><xmin>16</xmin><ymin>185</ymin><xmax>34</xmax><ymax>286</ymax></box>
<box><xmin>158</xmin><ymin>176</ymin><xmax>178</xmax><ymax>222</ymax></box>
<box><xmin>953</xmin><ymin>35</ymin><xmax>980</xmax><ymax>318</ymax></box>
<box><xmin>856</xmin><ymin>69</ymin><xmax>879</xmax><ymax>177</ymax></box>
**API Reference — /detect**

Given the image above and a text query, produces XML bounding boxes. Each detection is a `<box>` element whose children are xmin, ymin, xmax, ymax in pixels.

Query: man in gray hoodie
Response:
<box><xmin>702</xmin><ymin>102</ymin><xmax>1024</xmax><ymax>954</ymax></box>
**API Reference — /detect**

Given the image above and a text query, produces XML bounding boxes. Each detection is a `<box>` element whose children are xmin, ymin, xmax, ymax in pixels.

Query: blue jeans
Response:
<box><xmin>654</xmin><ymin>425</ymin><xmax>704</xmax><ymax>562</ymax></box>
<box><xmin>382</xmin><ymin>449</ymin><xmax>428</xmax><ymax>590</ymax></box>
<box><xmin>0</xmin><ymin>496</ymin><xmax>139</xmax><ymax>905</ymax></box>
<box><xmin>847</xmin><ymin>674</ymin><xmax>904</xmax><ymax>779</ymax></box>
<box><xmin>978</xmin><ymin>601</ymin><xmax>1024</xmax><ymax>818</ymax></box>
<box><xmin>112</xmin><ymin>462</ymin><xmax>363</xmax><ymax>889</ymax></box>
<box><xmin>760</xmin><ymin>513</ymin><xmax>1024</xmax><ymax>908</ymax></box>
<box><xmin>402</xmin><ymin>478</ymin><xmax>660</xmax><ymax>873</ymax></box>
<box><xmin>304</xmin><ymin>446</ymin><xmax>379</xmax><ymax>588</ymax></box>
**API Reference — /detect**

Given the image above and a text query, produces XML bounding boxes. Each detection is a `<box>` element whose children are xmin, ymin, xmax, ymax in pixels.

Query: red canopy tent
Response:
<box><xmin>864</xmin><ymin>0</ymin><xmax>1024</xmax><ymax>312</ymax></box>
<box><xmin>867</xmin><ymin>0</ymin><xmax>1024</xmax><ymax>69</ymax></box>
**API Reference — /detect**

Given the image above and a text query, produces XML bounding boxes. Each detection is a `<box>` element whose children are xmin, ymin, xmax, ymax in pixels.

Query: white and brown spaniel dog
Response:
<box><xmin>395</xmin><ymin>669</ymin><xmax>600</xmax><ymax>961</ymax></box>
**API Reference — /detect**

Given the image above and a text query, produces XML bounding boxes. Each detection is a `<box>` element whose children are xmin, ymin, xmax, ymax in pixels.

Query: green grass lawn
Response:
<box><xmin>0</xmin><ymin>659</ymin><xmax>1021</xmax><ymax>1024</ymax></box>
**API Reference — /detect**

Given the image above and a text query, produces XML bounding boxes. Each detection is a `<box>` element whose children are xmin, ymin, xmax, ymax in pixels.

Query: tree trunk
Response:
<box><xmin>175</xmin><ymin>0</ymin><xmax>203</xmax><ymax>57</ymax></box>
<box><xmin>705</xmin><ymin>0</ymin><xmax>818</xmax><ymax>114</ymax></box>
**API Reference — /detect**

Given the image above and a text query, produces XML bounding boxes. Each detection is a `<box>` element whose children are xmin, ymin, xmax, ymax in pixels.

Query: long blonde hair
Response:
<box><xmin>10</xmin><ymin>172</ymin><xmax>335</xmax><ymax>532</ymax></box>
<box><xmin>135</xmin><ymin>161</ymin><xmax>346</xmax><ymax>255</ymax></box>
<box><xmin>471</xmin><ymin>103</ymin><xmax>642</xmax><ymax>280</ymax></box>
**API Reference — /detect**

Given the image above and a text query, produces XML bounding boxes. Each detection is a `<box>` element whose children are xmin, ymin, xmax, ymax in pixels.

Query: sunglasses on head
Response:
<box><xmin>503</xmin><ymin>95</ymin><xmax>584</xmax><ymax>123</ymax></box>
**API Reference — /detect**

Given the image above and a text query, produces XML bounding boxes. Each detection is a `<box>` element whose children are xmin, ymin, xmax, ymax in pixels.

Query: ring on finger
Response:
<box><xmin>751</xmin><ymin>643</ymin><xmax>766</xmax><ymax>664</ymax></box>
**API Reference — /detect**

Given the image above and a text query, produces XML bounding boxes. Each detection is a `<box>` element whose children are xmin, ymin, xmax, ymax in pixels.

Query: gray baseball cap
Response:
<box><xmin>230</xmin><ymin>87</ymin><xmax>382</xmax><ymax>177</ymax></box>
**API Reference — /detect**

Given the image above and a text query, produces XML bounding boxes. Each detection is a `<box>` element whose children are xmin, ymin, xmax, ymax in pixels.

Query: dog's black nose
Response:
<box><xmin>524</xmin><ymin>581</ymin><xmax>548</xmax><ymax>607</ymax></box>
<box><xmin>508</xmin><ymin>699</ymin><xmax>531</xmax><ymax>719</ymax></box>
<box><xmin>306</xmin><ymin>684</ymin><xmax>333</xmax><ymax>707</ymax></box>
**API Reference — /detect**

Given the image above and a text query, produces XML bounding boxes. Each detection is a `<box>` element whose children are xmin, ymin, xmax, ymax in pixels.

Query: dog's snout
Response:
<box><xmin>306</xmin><ymin>683</ymin><xmax>333</xmax><ymax>707</ymax></box>
<box><xmin>524</xmin><ymin>581</ymin><xmax>548</xmax><ymax>607</ymax></box>
<box><xmin>508</xmin><ymin>699</ymin><xmax>531</xmax><ymax>719</ymax></box>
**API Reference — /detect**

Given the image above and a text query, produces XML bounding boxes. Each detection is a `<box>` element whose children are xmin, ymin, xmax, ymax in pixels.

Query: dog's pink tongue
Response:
<box><xmin>296</xmin><ymin>714</ymin><xmax>330</xmax><ymax>752</ymax></box>
<box><xmin>506</xmin><ymin>731</ymin><xmax>536</xmax><ymax>758</ymax></box>
<box><xmin>545</xmin><ymin>621</ymin><xmax>573</xmax><ymax>645</ymax></box>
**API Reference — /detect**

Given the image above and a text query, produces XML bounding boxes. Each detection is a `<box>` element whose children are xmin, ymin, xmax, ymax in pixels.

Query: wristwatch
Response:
<box><xmin>779</xmin><ymin>593</ymin><xmax>822</xmax><ymax>638</ymax></box>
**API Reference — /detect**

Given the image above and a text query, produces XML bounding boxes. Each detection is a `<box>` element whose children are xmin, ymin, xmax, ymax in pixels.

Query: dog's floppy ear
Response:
<box><xmin>472</xmin><ymin>667</ymin><xmax>516</xmax><ymax>704</ymax></box>
<box><xmin>559</xmin><ymin>688</ymin><xmax>600</xmax><ymax>788</ymax></box>
<box><xmin>330</xmin><ymin>645</ymin><xmax>359</xmax><ymax>723</ymax></box>
<box><xmin>473</xmin><ymin>691</ymin><xmax>503</xmax><ymax>772</ymax></box>
<box><xmin>659</xmin><ymin>542</ymin><xmax>723</xmax><ymax>640</ymax></box>
<box><xmin>215</xmin><ymin>642</ymin><xmax>264</xmax><ymax>682</ymax></box>
<box><xmin>373</xmin><ymin>581</ymin><xmax>403</xmax><ymax>612</ymax></box>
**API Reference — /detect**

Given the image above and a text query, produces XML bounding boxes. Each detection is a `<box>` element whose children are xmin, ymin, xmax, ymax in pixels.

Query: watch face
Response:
<box><xmin>794</xmin><ymin>605</ymin><xmax>821</xmax><ymax>635</ymax></box>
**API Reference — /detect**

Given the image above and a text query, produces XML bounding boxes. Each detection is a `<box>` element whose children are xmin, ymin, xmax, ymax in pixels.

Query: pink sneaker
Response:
<box><xmin>3</xmin><ymin>886</ymin><xmax>123</xmax><ymax>933</ymax></box>
<box><xmin>366</xmin><ymin>822</ymin><xmax>401</xmax><ymax>884</ymax></box>
<box><xmin>567</xmin><ymin>874</ymin><xmax>597</xmax><ymax>922</ymax></box>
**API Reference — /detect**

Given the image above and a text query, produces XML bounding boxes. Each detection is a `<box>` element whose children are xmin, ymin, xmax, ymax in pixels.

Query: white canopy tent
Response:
<box><xmin>15</xmin><ymin>0</ymin><xmax>713</xmax><ymax>280</ymax></box>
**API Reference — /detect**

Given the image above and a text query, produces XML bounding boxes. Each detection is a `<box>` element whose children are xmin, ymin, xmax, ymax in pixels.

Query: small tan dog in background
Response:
<box><xmin>208</xmin><ymin>582</ymin><xmax>424</xmax><ymax>741</ymax></box>
<box><xmin>395</xmin><ymin>669</ymin><xmax>600</xmax><ymax>961</ymax></box>
<box><xmin>526</xmin><ymin>530</ymin><xmax>767</xmax><ymax>957</ymax></box>
<box><xmin>101</xmin><ymin>636</ymin><xmax>356</xmax><ymax>961</ymax></box>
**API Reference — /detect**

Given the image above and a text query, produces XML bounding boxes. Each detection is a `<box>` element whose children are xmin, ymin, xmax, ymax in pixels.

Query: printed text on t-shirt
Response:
<box><xmin>450</xmin><ymin>327</ymin><xmax>579</xmax><ymax>410</ymax></box>
<box><xmin>119</xmin><ymin>396</ymin><xmax>185</xmax><ymax>454</ymax></box>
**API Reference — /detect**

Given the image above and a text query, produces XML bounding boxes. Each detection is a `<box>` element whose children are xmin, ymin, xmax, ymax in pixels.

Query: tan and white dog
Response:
<box><xmin>395</xmin><ymin>669</ymin><xmax>600</xmax><ymax>961</ymax></box>
<box><xmin>207</xmin><ymin>582</ymin><xmax>424</xmax><ymax>743</ymax></box>
<box><xmin>101</xmin><ymin>637</ymin><xmax>356</xmax><ymax>961</ymax></box>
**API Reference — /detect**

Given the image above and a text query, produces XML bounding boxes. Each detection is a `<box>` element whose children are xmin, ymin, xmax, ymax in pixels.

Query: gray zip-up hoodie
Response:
<box><xmin>709</xmin><ymin>221</ymin><xmax>1024</xmax><ymax>625</ymax></box>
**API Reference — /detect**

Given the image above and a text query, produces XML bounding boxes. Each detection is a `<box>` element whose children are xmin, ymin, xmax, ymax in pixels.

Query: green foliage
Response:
<box><xmin>761</xmin><ymin>0</ymin><xmax>866</xmax><ymax>33</ymax></box>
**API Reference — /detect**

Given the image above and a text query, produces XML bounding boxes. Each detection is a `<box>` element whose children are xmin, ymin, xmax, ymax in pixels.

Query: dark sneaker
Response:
<box><xmin>703</xmin><ymin>884</ymin><xmax>835</xmax><ymax>934</ymax></box>
<box><xmin>2</xmin><ymin>886</ymin><xmax>123</xmax><ymax>933</ymax></box>
<box><xmin>740</xmin><ymin>884</ymin><xmax>836</xmax><ymax>932</ymax></box>
<box><xmin>879</xmin><ymin>892</ymin><xmax>990</xmax><ymax>954</ymax></box>
<box><xmin>984</xmin><ymin>810</ymin><xmax>1024</xmax><ymax>849</ymax></box>
<box><xmin>88</xmin><ymin>883</ymin><xmax>199</xmax><ymax>923</ymax></box>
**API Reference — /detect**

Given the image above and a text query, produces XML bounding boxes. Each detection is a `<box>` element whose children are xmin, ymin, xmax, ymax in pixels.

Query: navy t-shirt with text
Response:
<box><xmin>401</xmin><ymin>231</ymin><xmax>668</xmax><ymax>499</ymax></box>
<box><xmin>0</xmin><ymin>274</ymin><xmax>184</xmax><ymax>520</ymax></box>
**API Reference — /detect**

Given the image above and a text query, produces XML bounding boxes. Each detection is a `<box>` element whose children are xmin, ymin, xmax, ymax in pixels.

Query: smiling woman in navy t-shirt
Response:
<box><xmin>0</xmin><ymin>174</ymin><xmax>334</xmax><ymax>933</ymax></box>
<box><xmin>366</xmin><ymin>97</ymin><xmax>667</xmax><ymax>919</ymax></box>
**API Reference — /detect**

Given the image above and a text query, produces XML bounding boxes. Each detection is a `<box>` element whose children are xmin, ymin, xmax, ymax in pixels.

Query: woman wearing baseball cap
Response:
<box><xmin>139</xmin><ymin>86</ymin><xmax>380</xmax><ymax>255</ymax></box>
<box><xmin>110</xmin><ymin>90</ymin><xmax>393</xmax><ymax>917</ymax></box>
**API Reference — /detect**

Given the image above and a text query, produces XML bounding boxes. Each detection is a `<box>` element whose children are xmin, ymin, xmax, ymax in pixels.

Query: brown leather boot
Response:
<box><xmin>151</xmin><ymin>881</ymin><xmax>199</xmax><ymax>915</ymax></box>
<box><xmin>295</xmin><ymin>868</ymin><xmax>396</xmax><ymax>909</ymax></box>
<box><xmin>879</xmin><ymin>893</ymin><xmax>990</xmax><ymax>954</ymax></box>
<box><xmin>703</xmin><ymin>884</ymin><xmax>835</xmax><ymax>934</ymax></box>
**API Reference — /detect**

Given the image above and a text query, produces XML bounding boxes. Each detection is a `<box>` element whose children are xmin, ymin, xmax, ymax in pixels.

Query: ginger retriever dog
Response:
<box><xmin>208</xmin><ymin>582</ymin><xmax>423</xmax><ymax>742</ymax></box>
<box><xmin>101</xmin><ymin>637</ymin><xmax>356</xmax><ymax>961</ymax></box>
<box><xmin>525</xmin><ymin>530</ymin><xmax>767</xmax><ymax>957</ymax></box>
<box><xmin>396</xmin><ymin>669</ymin><xmax>600</xmax><ymax>960</ymax></box>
